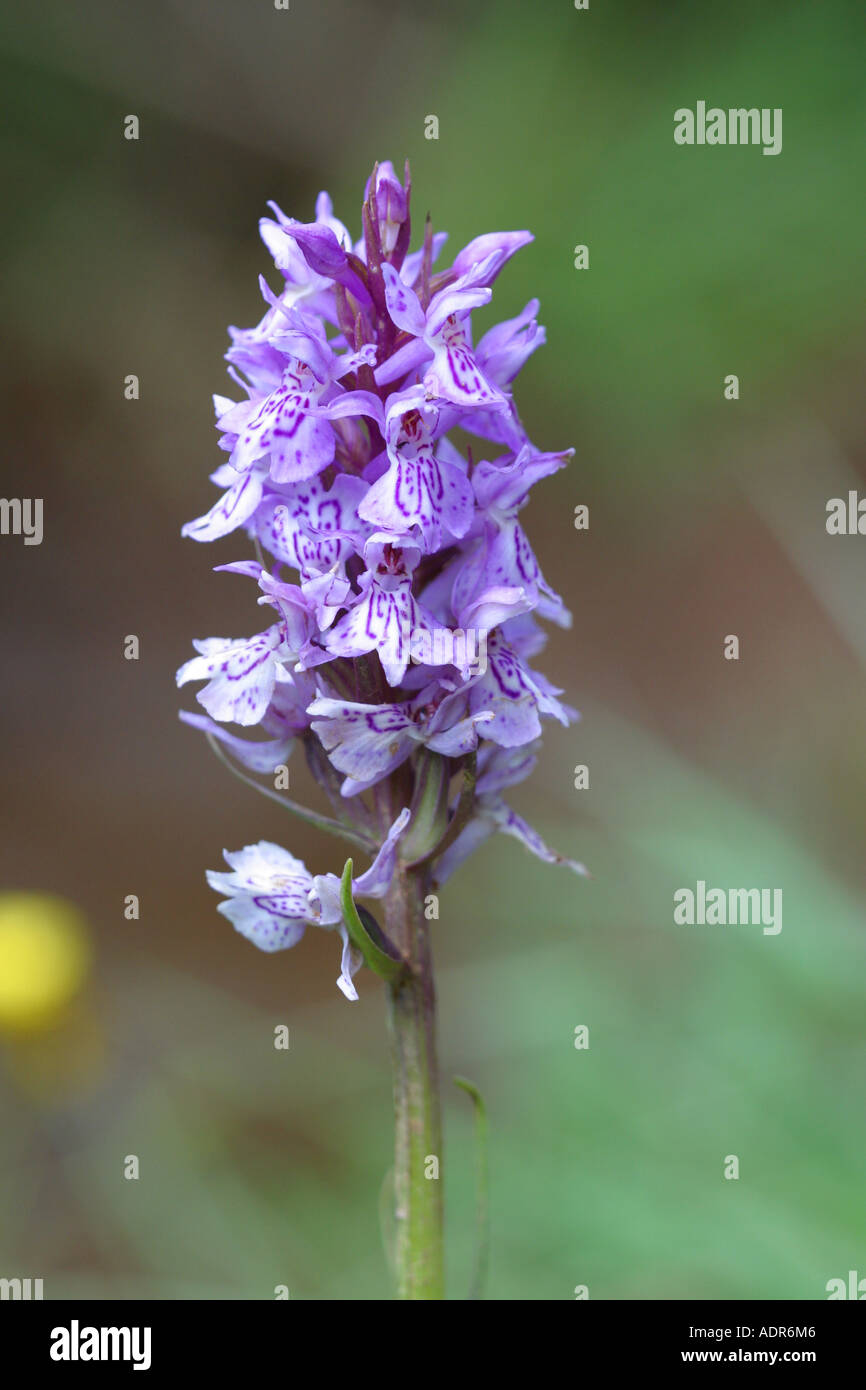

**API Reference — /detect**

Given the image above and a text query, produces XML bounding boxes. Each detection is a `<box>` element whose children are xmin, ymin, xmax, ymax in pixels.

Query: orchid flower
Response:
<box><xmin>177</xmin><ymin>163</ymin><xmax>583</xmax><ymax>1300</ymax></box>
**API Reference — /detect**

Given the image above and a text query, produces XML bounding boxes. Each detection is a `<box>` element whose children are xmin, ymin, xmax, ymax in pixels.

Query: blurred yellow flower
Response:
<box><xmin>0</xmin><ymin>893</ymin><xmax>91</xmax><ymax>1033</ymax></box>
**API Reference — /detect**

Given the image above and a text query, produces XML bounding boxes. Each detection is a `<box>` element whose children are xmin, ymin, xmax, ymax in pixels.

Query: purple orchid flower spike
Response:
<box><xmin>178</xmin><ymin>164</ymin><xmax>584</xmax><ymax>1301</ymax></box>
<box><xmin>178</xmin><ymin>159</ymin><xmax>582</xmax><ymax>985</ymax></box>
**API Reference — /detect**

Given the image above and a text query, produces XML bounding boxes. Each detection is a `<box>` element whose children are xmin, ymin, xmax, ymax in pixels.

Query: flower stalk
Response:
<box><xmin>384</xmin><ymin>867</ymin><xmax>444</xmax><ymax>1299</ymax></box>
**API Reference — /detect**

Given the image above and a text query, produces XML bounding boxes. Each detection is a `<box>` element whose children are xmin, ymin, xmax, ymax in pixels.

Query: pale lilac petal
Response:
<box><xmin>287</xmin><ymin>220</ymin><xmax>349</xmax><ymax>277</ymax></box>
<box><xmin>179</xmin><ymin>710</ymin><xmax>295</xmax><ymax>773</ymax></box>
<box><xmin>256</xmin><ymin>573</ymin><xmax>315</xmax><ymax>651</ymax></box>
<box><xmin>472</xmin><ymin>446</ymin><xmax>572</xmax><ymax>512</ymax></box>
<box><xmin>432</xmin><ymin>817</ymin><xmax>497</xmax><ymax>886</ymax></box>
<box><xmin>206</xmin><ymin>839</ymin><xmax>314</xmax><ymax>953</ymax></box>
<box><xmin>313</xmin><ymin>191</ymin><xmax>353</xmax><ymax>248</ymax></box>
<box><xmin>467</xmin><ymin>641</ymin><xmax>543</xmax><ymax>747</ymax></box>
<box><xmin>475</xmin><ymin>300</ymin><xmax>545</xmax><ymax>386</ymax></box>
<box><xmin>309</xmin><ymin>697</ymin><xmax>415</xmax><ymax>788</ymax></box>
<box><xmin>308</xmin><ymin>872</ymin><xmax>343</xmax><ymax>927</ymax></box>
<box><xmin>451</xmin><ymin>231</ymin><xmax>533</xmax><ymax>282</ymax></box>
<box><xmin>492</xmin><ymin>804</ymin><xmax>588</xmax><ymax>877</ymax></box>
<box><xmin>318</xmin><ymin>389</ymin><xmax>385</xmax><ymax>431</ymax></box>
<box><xmin>354</xmin><ymin>807</ymin><xmax>411</xmax><ymax>896</ymax></box>
<box><xmin>325</xmin><ymin>583</ymin><xmax>420</xmax><ymax>687</ymax></box>
<box><xmin>426</xmin><ymin>712</ymin><xmax>493</xmax><ymax>757</ymax></box>
<box><xmin>182</xmin><ymin>470</ymin><xmax>265</xmax><ymax>542</ymax></box>
<box><xmin>301</xmin><ymin>569</ymin><xmax>351</xmax><ymax>629</ymax></box>
<box><xmin>358</xmin><ymin>449</ymin><xmax>473</xmax><ymax>551</ymax></box>
<box><xmin>423</xmin><ymin>319</ymin><xmax>508</xmax><ymax>412</ymax></box>
<box><xmin>268</xmin><ymin>411</ymin><xmax>336</xmax><ymax>484</ymax></box>
<box><xmin>426</xmin><ymin>284</ymin><xmax>491</xmax><ymax>338</ymax></box>
<box><xmin>336</xmin><ymin>926</ymin><xmax>362</xmax><ymax>1000</ymax></box>
<box><xmin>458</xmin><ymin>582</ymin><xmax>533</xmax><ymax>634</ymax></box>
<box><xmin>214</xmin><ymin>839</ymin><xmax>308</xmax><ymax>889</ymax></box>
<box><xmin>177</xmin><ymin>629</ymin><xmax>282</xmax><ymax>727</ymax></box>
<box><xmin>382</xmin><ymin>263</ymin><xmax>427</xmax><ymax>336</ymax></box>
<box><xmin>217</xmin><ymin>896</ymin><xmax>307</xmax><ymax>953</ymax></box>
<box><xmin>374</xmin><ymin>338</ymin><xmax>431</xmax><ymax>386</ymax></box>
<box><xmin>255</xmin><ymin>474</ymin><xmax>367</xmax><ymax>575</ymax></box>
<box><xmin>229</xmin><ymin>383</ymin><xmax>336</xmax><ymax>481</ymax></box>
<box><xmin>433</xmin><ymin>797</ymin><xmax>586</xmax><ymax>886</ymax></box>
<box><xmin>475</xmin><ymin>743</ymin><xmax>539</xmax><ymax>795</ymax></box>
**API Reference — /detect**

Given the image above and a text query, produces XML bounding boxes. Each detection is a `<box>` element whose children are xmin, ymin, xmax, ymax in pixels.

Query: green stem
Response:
<box><xmin>384</xmin><ymin>867</ymin><xmax>444</xmax><ymax>1299</ymax></box>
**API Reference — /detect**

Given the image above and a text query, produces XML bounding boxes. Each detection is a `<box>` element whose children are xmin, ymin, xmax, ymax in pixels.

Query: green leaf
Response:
<box><xmin>454</xmin><ymin>1075</ymin><xmax>489</xmax><ymax>1300</ymax></box>
<box><xmin>340</xmin><ymin>860</ymin><xmax>405</xmax><ymax>983</ymax></box>
<box><xmin>401</xmin><ymin>750</ymin><xmax>449</xmax><ymax>862</ymax></box>
<box><xmin>411</xmin><ymin>751</ymin><xmax>477</xmax><ymax>871</ymax></box>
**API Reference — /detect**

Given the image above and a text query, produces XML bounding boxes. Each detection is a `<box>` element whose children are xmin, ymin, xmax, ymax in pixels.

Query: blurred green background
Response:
<box><xmin>1</xmin><ymin>0</ymin><xmax>864</xmax><ymax>1299</ymax></box>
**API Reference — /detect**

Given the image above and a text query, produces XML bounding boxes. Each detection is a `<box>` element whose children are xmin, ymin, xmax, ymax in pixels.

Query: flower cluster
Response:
<box><xmin>178</xmin><ymin>161</ymin><xmax>584</xmax><ymax>999</ymax></box>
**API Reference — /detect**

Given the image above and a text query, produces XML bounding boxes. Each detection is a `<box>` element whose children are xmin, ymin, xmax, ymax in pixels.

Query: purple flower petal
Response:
<box><xmin>179</xmin><ymin>709</ymin><xmax>295</xmax><ymax>773</ymax></box>
<box><xmin>176</xmin><ymin>628</ymin><xmax>284</xmax><ymax>727</ymax></box>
